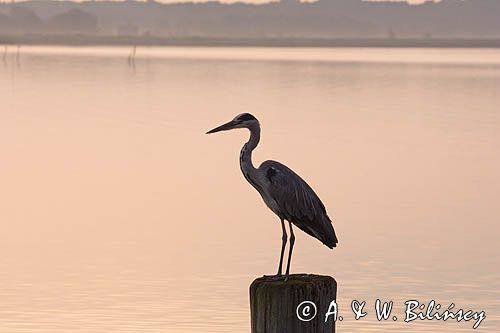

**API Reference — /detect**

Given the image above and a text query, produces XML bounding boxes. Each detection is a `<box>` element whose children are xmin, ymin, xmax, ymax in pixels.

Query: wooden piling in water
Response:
<box><xmin>250</xmin><ymin>274</ymin><xmax>337</xmax><ymax>333</ymax></box>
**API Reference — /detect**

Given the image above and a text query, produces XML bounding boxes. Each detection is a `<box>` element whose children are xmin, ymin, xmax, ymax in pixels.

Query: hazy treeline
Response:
<box><xmin>0</xmin><ymin>0</ymin><xmax>499</xmax><ymax>38</ymax></box>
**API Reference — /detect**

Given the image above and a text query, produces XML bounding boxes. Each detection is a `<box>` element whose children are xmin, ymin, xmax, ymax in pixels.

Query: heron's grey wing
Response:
<box><xmin>261</xmin><ymin>160</ymin><xmax>338</xmax><ymax>248</ymax></box>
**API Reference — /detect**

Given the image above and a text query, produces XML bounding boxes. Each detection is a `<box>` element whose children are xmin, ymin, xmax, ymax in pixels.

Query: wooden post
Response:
<box><xmin>250</xmin><ymin>274</ymin><xmax>337</xmax><ymax>333</ymax></box>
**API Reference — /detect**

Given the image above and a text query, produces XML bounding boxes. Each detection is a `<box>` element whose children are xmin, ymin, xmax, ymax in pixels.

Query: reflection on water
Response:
<box><xmin>0</xmin><ymin>47</ymin><xmax>499</xmax><ymax>332</ymax></box>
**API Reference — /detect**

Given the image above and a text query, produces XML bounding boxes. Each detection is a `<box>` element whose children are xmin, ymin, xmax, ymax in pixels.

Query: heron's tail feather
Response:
<box><xmin>291</xmin><ymin>215</ymin><xmax>338</xmax><ymax>249</ymax></box>
<box><xmin>322</xmin><ymin>216</ymin><xmax>338</xmax><ymax>249</ymax></box>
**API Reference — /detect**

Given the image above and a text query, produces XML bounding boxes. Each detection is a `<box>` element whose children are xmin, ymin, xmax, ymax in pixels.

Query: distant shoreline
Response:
<box><xmin>2</xmin><ymin>35</ymin><xmax>500</xmax><ymax>48</ymax></box>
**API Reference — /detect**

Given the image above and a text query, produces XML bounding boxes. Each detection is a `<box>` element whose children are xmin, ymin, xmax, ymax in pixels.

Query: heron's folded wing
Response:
<box><xmin>262</xmin><ymin>161</ymin><xmax>337</xmax><ymax>248</ymax></box>
<box><xmin>263</xmin><ymin>162</ymin><xmax>326</xmax><ymax>223</ymax></box>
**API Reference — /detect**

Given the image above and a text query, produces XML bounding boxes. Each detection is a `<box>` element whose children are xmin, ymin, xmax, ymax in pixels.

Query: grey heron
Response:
<box><xmin>207</xmin><ymin>113</ymin><xmax>338</xmax><ymax>279</ymax></box>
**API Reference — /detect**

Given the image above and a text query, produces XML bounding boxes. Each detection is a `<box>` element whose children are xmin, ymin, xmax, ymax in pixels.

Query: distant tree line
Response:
<box><xmin>0</xmin><ymin>0</ymin><xmax>499</xmax><ymax>38</ymax></box>
<box><xmin>0</xmin><ymin>7</ymin><xmax>97</xmax><ymax>34</ymax></box>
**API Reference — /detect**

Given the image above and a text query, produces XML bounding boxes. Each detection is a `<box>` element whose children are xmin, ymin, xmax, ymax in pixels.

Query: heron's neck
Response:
<box><xmin>240</xmin><ymin>124</ymin><xmax>260</xmax><ymax>180</ymax></box>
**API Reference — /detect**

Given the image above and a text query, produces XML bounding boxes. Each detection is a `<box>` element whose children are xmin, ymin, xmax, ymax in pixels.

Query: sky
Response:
<box><xmin>151</xmin><ymin>0</ymin><xmax>430</xmax><ymax>3</ymax></box>
<box><xmin>5</xmin><ymin>0</ymin><xmax>432</xmax><ymax>4</ymax></box>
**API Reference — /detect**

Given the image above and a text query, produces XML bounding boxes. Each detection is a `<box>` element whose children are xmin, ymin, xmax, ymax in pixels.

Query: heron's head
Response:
<box><xmin>206</xmin><ymin>113</ymin><xmax>259</xmax><ymax>134</ymax></box>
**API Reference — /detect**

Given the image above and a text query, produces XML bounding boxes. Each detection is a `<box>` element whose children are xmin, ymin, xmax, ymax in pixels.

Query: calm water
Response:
<box><xmin>1</xmin><ymin>47</ymin><xmax>499</xmax><ymax>332</ymax></box>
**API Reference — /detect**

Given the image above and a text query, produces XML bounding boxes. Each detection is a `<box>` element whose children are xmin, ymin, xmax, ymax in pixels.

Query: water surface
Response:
<box><xmin>1</xmin><ymin>46</ymin><xmax>499</xmax><ymax>332</ymax></box>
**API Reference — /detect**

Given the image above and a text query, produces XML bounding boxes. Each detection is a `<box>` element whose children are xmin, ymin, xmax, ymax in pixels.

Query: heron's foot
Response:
<box><xmin>285</xmin><ymin>268</ymin><xmax>291</xmax><ymax>280</ymax></box>
<box><xmin>263</xmin><ymin>274</ymin><xmax>287</xmax><ymax>281</ymax></box>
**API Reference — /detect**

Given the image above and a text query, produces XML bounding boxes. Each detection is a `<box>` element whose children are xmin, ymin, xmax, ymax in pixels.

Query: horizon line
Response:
<box><xmin>0</xmin><ymin>0</ymin><xmax>436</xmax><ymax>5</ymax></box>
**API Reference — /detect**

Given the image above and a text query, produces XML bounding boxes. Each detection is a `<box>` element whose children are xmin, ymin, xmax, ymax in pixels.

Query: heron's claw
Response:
<box><xmin>263</xmin><ymin>274</ymin><xmax>287</xmax><ymax>281</ymax></box>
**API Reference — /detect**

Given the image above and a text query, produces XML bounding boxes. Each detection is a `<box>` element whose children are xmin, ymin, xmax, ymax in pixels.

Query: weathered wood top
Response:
<box><xmin>251</xmin><ymin>274</ymin><xmax>336</xmax><ymax>287</ymax></box>
<box><xmin>250</xmin><ymin>274</ymin><xmax>337</xmax><ymax>333</ymax></box>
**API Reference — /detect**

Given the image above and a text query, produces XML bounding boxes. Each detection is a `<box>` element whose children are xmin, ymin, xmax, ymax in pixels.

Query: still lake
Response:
<box><xmin>1</xmin><ymin>46</ymin><xmax>499</xmax><ymax>332</ymax></box>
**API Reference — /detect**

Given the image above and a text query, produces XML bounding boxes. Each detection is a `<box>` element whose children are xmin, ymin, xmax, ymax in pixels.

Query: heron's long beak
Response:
<box><xmin>206</xmin><ymin>120</ymin><xmax>237</xmax><ymax>134</ymax></box>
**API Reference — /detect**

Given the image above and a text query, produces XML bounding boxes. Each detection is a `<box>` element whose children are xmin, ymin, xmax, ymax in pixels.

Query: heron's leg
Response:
<box><xmin>277</xmin><ymin>218</ymin><xmax>287</xmax><ymax>276</ymax></box>
<box><xmin>285</xmin><ymin>221</ymin><xmax>295</xmax><ymax>280</ymax></box>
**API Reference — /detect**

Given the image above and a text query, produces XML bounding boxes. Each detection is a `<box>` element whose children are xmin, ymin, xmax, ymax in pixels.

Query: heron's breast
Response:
<box><xmin>258</xmin><ymin>185</ymin><xmax>282</xmax><ymax>217</ymax></box>
<box><xmin>242</xmin><ymin>172</ymin><xmax>282</xmax><ymax>217</ymax></box>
